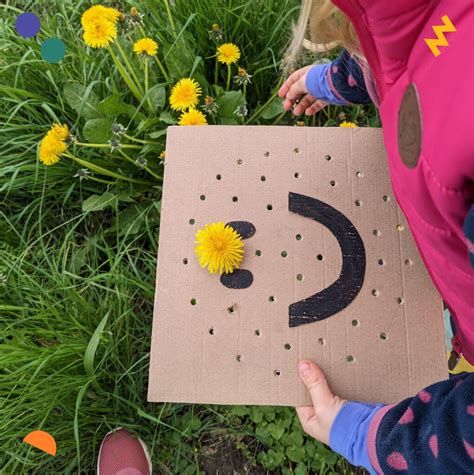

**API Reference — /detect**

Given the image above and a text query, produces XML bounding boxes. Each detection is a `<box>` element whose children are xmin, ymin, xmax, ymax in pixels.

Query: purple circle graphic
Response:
<box><xmin>16</xmin><ymin>13</ymin><xmax>41</xmax><ymax>38</ymax></box>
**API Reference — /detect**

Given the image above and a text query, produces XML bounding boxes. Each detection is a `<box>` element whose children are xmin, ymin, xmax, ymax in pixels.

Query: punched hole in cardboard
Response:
<box><xmin>284</xmin><ymin>343</ymin><xmax>291</xmax><ymax>350</ymax></box>
<box><xmin>274</xmin><ymin>370</ymin><xmax>281</xmax><ymax>376</ymax></box>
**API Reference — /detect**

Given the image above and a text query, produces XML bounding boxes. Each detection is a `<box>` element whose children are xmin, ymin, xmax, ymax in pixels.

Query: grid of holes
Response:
<box><xmin>183</xmin><ymin>147</ymin><xmax>412</xmax><ymax>372</ymax></box>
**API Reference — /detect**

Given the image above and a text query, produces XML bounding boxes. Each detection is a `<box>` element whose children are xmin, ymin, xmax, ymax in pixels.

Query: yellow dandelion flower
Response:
<box><xmin>38</xmin><ymin>137</ymin><xmax>66</xmax><ymax>166</ymax></box>
<box><xmin>169</xmin><ymin>78</ymin><xmax>202</xmax><ymax>111</ymax></box>
<box><xmin>50</xmin><ymin>123</ymin><xmax>70</xmax><ymax>142</ymax></box>
<box><xmin>339</xmin><ymin>121</ymin><xmax>357</xmax><ymax>128</ymax></box>
<box><xmin>178</xmin><ymin>109</ymin><xmax>208</xmax><ymax>126</ymax></box>
<box><xmin>133</xmin><ymin>38</ymin><xmax>158</xmax><ymax>56</ymax></box>
<box><xmin>81</xmin><ymin>5</ymin><xmax>121</xmax><ymax>28</ymax></box>
<box><xmin>217</xmin><ymin>43</ymin><xmax>240</xmax><ymax>65</ymax></box>
<box><xmin>83</xmin><ymin>18</ymin><xmax>117</xmax><ymax>49</ymax></box>
<box><xmin>159</xmin><ymin>150</ymin><xmax>166</xmax><ymax>160</ymax></box>
<box><xmin>38</xmin><ymin>123</ymin><xmax>70</xmax><ymax>166</ymax></box>
<box><xmin>195</xmin><ymin>222</ymin><xmax>245</xmax><ymax>274</ymax></box>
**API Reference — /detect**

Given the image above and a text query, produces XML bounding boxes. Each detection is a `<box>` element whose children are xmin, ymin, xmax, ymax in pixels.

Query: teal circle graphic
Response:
<box><xmin>40</xmin><ymin>38</ymin><xmax>66</xmax><ymax>63</ymax></box>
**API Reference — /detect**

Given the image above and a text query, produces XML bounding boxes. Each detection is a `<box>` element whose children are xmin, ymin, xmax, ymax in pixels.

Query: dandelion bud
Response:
<box><xmin>112</xmin><ymin>123</ymin><xmax>127</xmax><ymax>136</ymax></box>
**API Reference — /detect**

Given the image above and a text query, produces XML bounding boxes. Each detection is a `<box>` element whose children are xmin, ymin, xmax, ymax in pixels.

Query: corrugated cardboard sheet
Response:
<box><xmin>148</xmin><ymin>126</ymin><xmax>447</xmax><ymax>406</ymax></box>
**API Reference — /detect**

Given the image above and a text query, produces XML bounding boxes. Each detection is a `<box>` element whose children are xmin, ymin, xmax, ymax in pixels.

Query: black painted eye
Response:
<box><xmin>220</xmin><ymin>269</ymin><xmax>253</xmax><ymax>289</ymax></box>
<box><xmin>220</xmin><ymin>221</ymin><xmax>256</xmax><ymax>289</ymax></box>
<box><xmin>225</xmin><ymin>221</ymin><xmax>256</xmax><ymax>239</ymax></box>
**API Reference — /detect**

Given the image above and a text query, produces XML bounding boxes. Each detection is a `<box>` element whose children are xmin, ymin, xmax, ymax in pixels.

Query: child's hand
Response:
<box><xmin>279</xmin><ymin>66</ymin><xmax>328</xmax><ymax>116</ymax></box>
<box><xmin>296</xmin><ymin>360</ymin><xmax>346</xmax><ymax>445</ymax></box>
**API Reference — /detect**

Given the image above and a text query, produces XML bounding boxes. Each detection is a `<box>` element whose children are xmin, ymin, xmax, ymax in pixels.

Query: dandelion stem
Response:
<box><xmin>115</xmin><ymin>40</ymin><xmax>144</xmax><ymax>95</ymax></box>
<box><xmin>214</xmin><ymin>56</ymin><xmax>219</xmax><ymax>85</ymax></box>
<box><xmin>136</xmin><ymin>26</ymin><xmax>170</xmax><ymax>82</ymax></box>
<box><xmin>163</xmin><ymin>0</ymin><xmax>177</xmax><ymax>37</ymax></box>
<box><xmin>107</xmin><ymin>46</ymin><xmax>143</xmax><ymax>103</ymax></box>
<box><xmin>243</xmin><ymin>82</ymin><xmax>247</xmax><ymax>99</ymax></box>
<box><xmin>75</xmin><ymin>142</ymin><xmax>142</xmax><ymax>150</ymax></box>
<box><xmin>123</xmin><ymin>134</ymin><xmax>160</xmax><ymax>145</ymax></box>
<box><xmin>245</xmin><ymin>75</ymin><xmax>284</xmax><ymax>124</ymax></box>
<box><xmin>272</xmin><ymin>110</ymin><xmax>287</xmax><ymax>125</ymax></box>
<box><xmin>64</xmin><ymin>153</ymin><xmax>153</xmax><ymax>185</ymax></box>
<box><xmin>226</xmin><ymin>65</ymin><xmax>231</xmax><ymax>91</ymax></box>
<box><xmin>155</xmin><ymin>56</ymin><xmax>170</xmax><ymax>82</ymax></box>
<box><xmin>118</xmin><ymin>149</ymin><xmax>163</xmax><ymax>181</ymax></box>
<box><xmin>143</xmin><ymin>58</ymin><xmax>155</xmax><ymax>113</ymax></box>
<box><xmin>84</xmin><ymin>175</ymin><xmax>116</xmax><ymax>185</ymax></box>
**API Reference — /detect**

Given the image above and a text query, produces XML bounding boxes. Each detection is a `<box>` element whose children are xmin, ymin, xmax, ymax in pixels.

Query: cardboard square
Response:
<box><xmin>148</xmin><ymin>125</ymin><xmax>447</xmax><ymax>406</ymax></box>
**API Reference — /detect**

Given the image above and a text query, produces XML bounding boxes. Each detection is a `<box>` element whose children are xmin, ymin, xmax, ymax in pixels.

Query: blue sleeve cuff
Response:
<box><xmin>305</xmin><ymin>63</ymin><xmax>350</xmax><ymax>106</ymax></box>
<box><xmin>329</xmin><ymin>401</ymin><xmax>385</xmax><ymax>474</ymax></box>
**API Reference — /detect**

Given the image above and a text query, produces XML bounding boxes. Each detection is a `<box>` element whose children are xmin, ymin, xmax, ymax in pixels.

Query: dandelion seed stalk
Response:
<box><xmin>118</xmin><ymin>149</ymin><xmax>162</xmax><ymax>181</ymax></box>
<box><xmin>75</xmin><ymin>142</ymin><xmax>142</xmax><ymax>150</ymax></box>
<box><xmin>64</xmin><ymin>152</ymin><xmax>153</xmax><ymax>185</ymax></box>
<box><xmin>122</xmin><ymin>134</ymin><xmax>160</xmax><ymax>145</ymax></box>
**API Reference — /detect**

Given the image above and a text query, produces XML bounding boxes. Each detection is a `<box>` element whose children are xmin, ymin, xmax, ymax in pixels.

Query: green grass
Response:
<box><xmin>0</xmin><ymin>0</ymin><xmax>377</xmax><ymax>472</ymax></box>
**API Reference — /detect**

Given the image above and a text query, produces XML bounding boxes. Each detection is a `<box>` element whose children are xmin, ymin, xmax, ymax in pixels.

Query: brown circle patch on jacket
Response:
<box><xmin>398</xmin><ymin>83</ymin><xmax>422</xmax><ymax>169</ymax></box>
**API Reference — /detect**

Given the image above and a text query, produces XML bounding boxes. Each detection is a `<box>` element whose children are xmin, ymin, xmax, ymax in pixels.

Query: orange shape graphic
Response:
<box><xmin>425</xmin><ymin>15</ymin><xmax>456</xmax><ymax>57</ymax></box>
<box><xmin>23</xmin><ymin>430</ymin><xmax>57</xmax><ymax>456</ymax></box>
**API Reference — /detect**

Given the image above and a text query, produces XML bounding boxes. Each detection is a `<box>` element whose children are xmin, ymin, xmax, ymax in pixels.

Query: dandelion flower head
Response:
<box><xmin>178</xmin><ymin>109</ymin><xmax>208</xmax><ymax>126</ymax></box>
<box><xmin>133</xmin><ymin>38</ymin><xmax>158</xmax><ymax>56</ymax></box>
<box><xmin>83</xmin><ymin>17</ymin><xmax>118</xmax><ymax>49</ymax></box>
<box><xmin>81</xmin><ymin>5</ymin><xmax>121</xmax><ymax>28</ymax></box>
<box><xmin>217</xmin><ymin>43</ymin><xmax>241</xmax><ymax>65</ymax></box>
<box><xmin>39</xmin><ymin>123</ymin><xmax>70</xmax><ymax>166</ymax></box>
<box><xmin>195</xmin><ymin>222</ymin><xmax>245</xmax><ymax>274</ymax></box>
<box><xmin>339</xmin><ymin>121</ymin><xmax>357</xmax><ymax>128</ymax></box>
<box><xmin>169</xmin><ymin>78</ymin><xmax>202</xmax><ymax>111</ymax></box>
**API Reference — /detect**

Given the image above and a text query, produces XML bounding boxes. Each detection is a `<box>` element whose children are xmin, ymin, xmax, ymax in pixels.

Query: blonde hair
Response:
<box><xmin>283</xmin><ymin>0</ymin><xmax>363</xmax><ymax>75</ymax></box>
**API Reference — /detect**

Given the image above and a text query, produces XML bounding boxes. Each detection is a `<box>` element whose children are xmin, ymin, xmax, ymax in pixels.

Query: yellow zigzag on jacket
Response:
<box><xmin>425</xmin><ymin>14</ymin><xmax>456</xmax><ymax>57</ymax></box>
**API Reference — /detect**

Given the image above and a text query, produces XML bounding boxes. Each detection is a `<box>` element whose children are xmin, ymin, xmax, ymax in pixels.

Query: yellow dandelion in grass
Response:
<box><xmin>50</xmin><ymin>123</ymin><xmax>70</xmax><ymax>141</ymax></box>
<box><xmin>217</xmin><ymin>43</ymin><xmax>240</xmax><ymax>65</ymax></box>
<box><xmin>38</xmin><ymin>123</ymin><xmax>70</xmax><ymax>166</ymax></box>
<box><xmin>178</xmin><ymin>109</ymin><xmax>208</xmax><ymax>126</ymax></box>
<box><xmin>339</xmin><ymin>121</ymin><xmax>357</xmax><ymax>128</ymax></box>
<box><xmin>81</xmin><ymin>5</ymin><xmax>121</xmax><ymax>28</ymax></box>
<box><xmin>195</xmin><ymin>222</ymin><xmax>245</xmax><ymax>274</ymax></box>
<box><xmin>83</xmin><ymin>18</ymin><xmax>118</xmax><ymax>48</ymax></box>
<box><xmin>169</xmin><ymin>78</ymin><xmax>202</xmax><ymax>111</ymax></box>
<box><xmin>133</xmin><ymin>38</ymin><xmax>158</xmax><ymax>56</ymax></box>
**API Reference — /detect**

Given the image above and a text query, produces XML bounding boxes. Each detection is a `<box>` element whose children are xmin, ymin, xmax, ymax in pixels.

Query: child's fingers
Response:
<box><xmin>292</xmin><ymin>94</ymin><xmax>316</xmax><ymax>116</ymax></box>
<box><xmin>305</xmin><ymin>100</ymin><xmax>327</xmax><ymax>116</ymax></box>
<box><xmin>278</xmin><ymin>68</ymin><xmax>305</xmax><ymax>98</ymax></box>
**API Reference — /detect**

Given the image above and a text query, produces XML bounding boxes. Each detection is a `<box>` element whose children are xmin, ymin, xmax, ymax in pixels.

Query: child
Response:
<box><xmin>278</xmin><ymin>0</ymin><xmax>474</xmax><ymax>473</ymax></box>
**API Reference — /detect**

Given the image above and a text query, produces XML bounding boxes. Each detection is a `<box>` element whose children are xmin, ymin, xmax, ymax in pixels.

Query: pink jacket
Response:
<box><xmin>331</xmin><ymin>0</ymin><xmax>474</xmax><ymax>362</ymax></box>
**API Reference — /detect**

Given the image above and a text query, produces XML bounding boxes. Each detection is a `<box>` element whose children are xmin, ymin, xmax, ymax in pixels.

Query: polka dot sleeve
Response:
<box><xmin>367</xmin><ymin>374</ymin><xmax>474</xmax><ymax>474</ymax></box>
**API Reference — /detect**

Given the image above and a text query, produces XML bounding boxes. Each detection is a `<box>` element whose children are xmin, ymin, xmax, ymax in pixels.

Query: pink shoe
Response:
<box><xmin>97</xmin><ymin>428</ymin><xmax>152</xmax><ymax>475</ymax></box>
